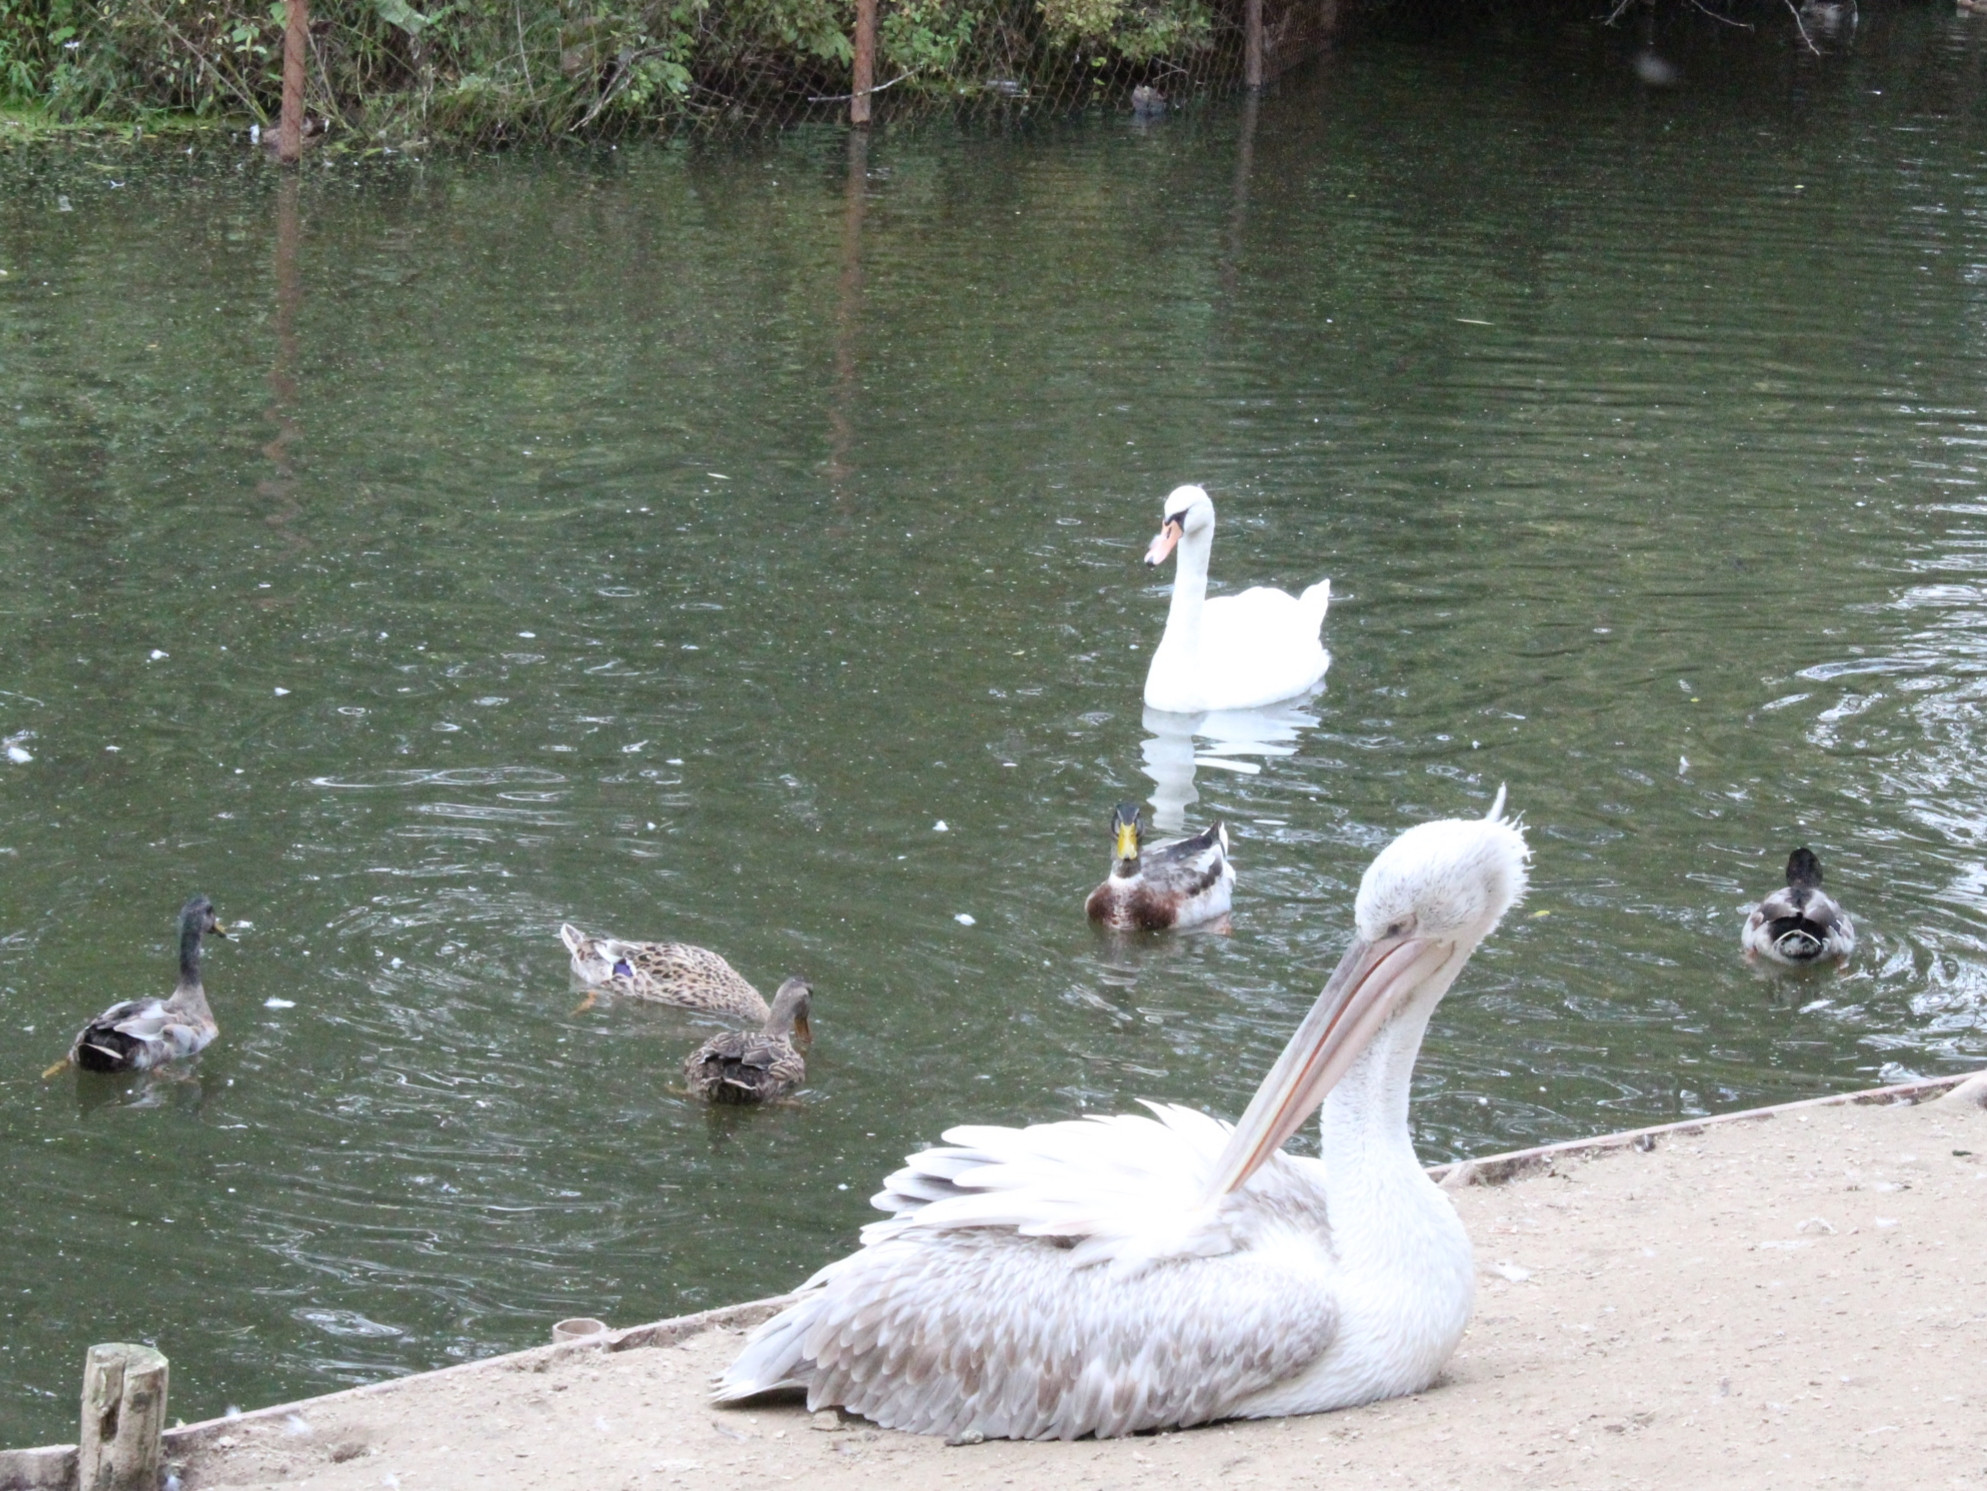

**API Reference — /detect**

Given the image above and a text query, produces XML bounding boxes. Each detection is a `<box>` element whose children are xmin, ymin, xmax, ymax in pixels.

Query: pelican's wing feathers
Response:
<box><xmin>716</xmin><ymin>1104</ymin><xmax>1341</xmax><ymax>1439</ymax></box>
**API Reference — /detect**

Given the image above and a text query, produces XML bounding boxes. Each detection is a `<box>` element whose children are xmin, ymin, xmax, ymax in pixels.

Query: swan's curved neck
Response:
<box><xmin>1159</xmin><ymin>522</ymin><xmax>1213</xmax><ymax>658</ymax></box>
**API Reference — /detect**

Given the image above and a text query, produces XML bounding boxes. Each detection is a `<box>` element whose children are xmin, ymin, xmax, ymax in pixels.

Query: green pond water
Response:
<box><xmin>6</xmin><ymin>4</ymin><xmax>1987</xmax><ymax>1447</ymax></box>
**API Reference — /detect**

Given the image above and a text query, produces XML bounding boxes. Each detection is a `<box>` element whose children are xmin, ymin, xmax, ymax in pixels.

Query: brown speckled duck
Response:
<box><xmin>1084</xmin><ymin>802</ymin><xmax>1234</xmax><ymax>932</ymax></box>
<box><xmin>684</xmin><ymin>978</ymin><xmax>812</xmax><ymax>1104</ymax></box>
<box><xmin>1743</xmin><ymin>848</ymin><xmax>1856</xmax><ymax>967</ymax></box>
<box><xmin>560</xmin><ymin>923</ymin><xmax>770</xmax><ymax>1020</ymax></box>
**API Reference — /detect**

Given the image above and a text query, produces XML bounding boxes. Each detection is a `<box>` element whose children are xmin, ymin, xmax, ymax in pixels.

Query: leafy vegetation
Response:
<box><xmin>0</xmin><ymin>0</ymin><xmax>1234</xmax><ymax>142</ymax></box>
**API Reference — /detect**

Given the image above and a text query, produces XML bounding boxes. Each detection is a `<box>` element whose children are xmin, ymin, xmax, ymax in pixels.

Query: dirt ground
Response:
<box><xmin>156</xmin><ymin>1085</ymin><xmax>1987</xmax><ymax>1491</ymax></box>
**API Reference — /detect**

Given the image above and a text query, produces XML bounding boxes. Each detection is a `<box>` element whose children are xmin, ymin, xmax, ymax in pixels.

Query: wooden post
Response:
<box><xmin>850</xmin><ymin>0</ymin><xmax>877</xmax><ymax>124</ymax></box>
<box><xmin>78</xmin><ymin>1344</ymin><xmax>168</xmax><ymax>1491</ymax></box>
<box><xmin>279</xmin><ymin>0</ymin><xmax>309</xmax><ymax>164</ymax></box>
<box><xmin>1244</xmin><ymin>0</ymin><xmax>1264</xmax><ymax>88</ymax></box>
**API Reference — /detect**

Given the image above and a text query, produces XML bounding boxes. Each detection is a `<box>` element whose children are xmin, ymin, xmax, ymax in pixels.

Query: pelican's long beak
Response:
<box><xmin>1144</xmin><ymin>517</ymin><xmax>1183</xmax><ymax>567</ymax></box>
<box><xmin>1203</xmin><ymin>932</ymin><xmax>1454</xmax><ymax>1198</ymax></box>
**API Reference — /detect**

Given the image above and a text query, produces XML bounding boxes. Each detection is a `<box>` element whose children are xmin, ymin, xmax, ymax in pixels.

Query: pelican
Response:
<box><xmin>1743</xmin><ymin>847</ymin><xmax>1855</xmax><ymax>966</ymax></box>
<box><xmin>715</xmin><ymin>793</ymin><xmax>1529</xmax><ymax>1440</ymax></box>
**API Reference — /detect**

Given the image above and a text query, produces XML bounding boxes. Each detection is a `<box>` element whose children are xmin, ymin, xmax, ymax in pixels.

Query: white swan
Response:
<box><xmin>715</xmin><ymin>793</ymin><xmax>1529</xmax><ymax>1440</ymax></box>
<box><xmin>1142</xmin><ymin>485</ymin><xmax>1331</xmax><ymax>714</ymax></box>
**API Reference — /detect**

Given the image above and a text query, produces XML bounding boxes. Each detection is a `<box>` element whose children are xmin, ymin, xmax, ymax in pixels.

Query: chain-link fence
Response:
<box><xmin>668</xmin><ymin>0</ymin><xmax>1259</xmax><ymax>129</ymax></box>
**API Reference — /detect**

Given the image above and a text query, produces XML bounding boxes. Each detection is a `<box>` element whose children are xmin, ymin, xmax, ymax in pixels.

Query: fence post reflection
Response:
<box><xmin>826</xmin><ymin>128</ymin><xmax>869</xmax><ymax>495</ymax></box>
<box><xmin>260</xmin><ymin>173</ymin><xmax>306</xmax><ymax>553</ymax></box>
<box><xmin>1222</xmin><ymin>86</ymin><xmax>1259</xmax><ymax>296</ymax></box>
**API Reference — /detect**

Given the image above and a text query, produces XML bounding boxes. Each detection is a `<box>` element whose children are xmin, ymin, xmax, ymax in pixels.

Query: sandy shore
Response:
<box><xmin>10</xmin><ymin>1077</ymin><xmax>1987</xmax><ymax>1491</ymax></box>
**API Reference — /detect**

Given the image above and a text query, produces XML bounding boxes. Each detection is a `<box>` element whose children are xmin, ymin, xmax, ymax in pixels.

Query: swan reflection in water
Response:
<box><xmin>1140</xmin><ymin>695</ymin><xmax>1322</xmax><ymax>832</ymax></box>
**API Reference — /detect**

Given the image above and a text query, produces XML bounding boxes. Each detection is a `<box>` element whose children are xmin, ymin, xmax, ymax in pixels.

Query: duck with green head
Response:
<box><xmin>47</xmin><ymin>896</ymin><xmax>230</xmax><ymax>1076</ymax></box>
<box><xmin>1085</xmin><ymin>803</ymin><xmax>1234</xmax><ymax>932</ymax></box>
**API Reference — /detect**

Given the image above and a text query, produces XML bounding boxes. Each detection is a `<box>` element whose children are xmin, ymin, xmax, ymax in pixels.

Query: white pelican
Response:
<box><xmin>1142</xmin><ymin>485</ymin><xmax>1331</xmax><ymax>714</ymax></box>
<box><xmin>1742</xmin><ymin>847</ymin><xmax>1855</xmax><ymax>966</ymax></box>
<box><xmin>715</xmin><ymin>794</ymin><xmax>1529</xmax><ymax>1440</ymax></box>
<box><xmin>1084</xmin><ymin>802</ymin><xmax>1234</xmax><ymax>932</ymax></box>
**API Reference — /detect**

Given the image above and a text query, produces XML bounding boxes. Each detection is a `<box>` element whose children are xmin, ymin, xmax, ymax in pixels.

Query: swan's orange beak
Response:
<box><xmin>1144</xmin><ymin>517</ymin><xmax>1183</xmax><ymax>567</ymax></box>
<box><xmin>1204</xmin><ymin>931</ymin><xmax>1454</xmax><ymax>1197</ymax></box>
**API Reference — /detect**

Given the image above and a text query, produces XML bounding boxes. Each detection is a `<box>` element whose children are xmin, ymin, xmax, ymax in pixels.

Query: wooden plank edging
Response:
<box><xmin>1426</xmin><ymin>1068</ymin><xmax>1982</xmax><ymax>1187</ymax></box>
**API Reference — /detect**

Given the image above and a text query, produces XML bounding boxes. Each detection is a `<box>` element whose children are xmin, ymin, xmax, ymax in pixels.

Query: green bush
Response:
<box><xmin>0</xmin><ymin>0</ymin><xmax>1229</xmax><ymax>140</ymax></box>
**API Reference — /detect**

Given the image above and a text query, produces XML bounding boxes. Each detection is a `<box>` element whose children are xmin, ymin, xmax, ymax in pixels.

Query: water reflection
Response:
<box><xmin>260</xmin><ymin>172</ymin><xmax>307</xmax><ymax>558</ymax></box>
<box><xmin>827</xmin><ymin>128</ymin><xmax>869</xmax><ymax>492</ymax></box>
<box><xmin>1140</xmin><ymin>696</ymin><xmax>1321</xmax><ymax>831</ymax></box>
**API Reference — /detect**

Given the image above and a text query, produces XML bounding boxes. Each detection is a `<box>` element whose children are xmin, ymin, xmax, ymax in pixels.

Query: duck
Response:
<box><xmin>684</xmin><ymin>978</ymin><xmax>813</xmax><ymax>1104</ymax></box>
<box><xmin>1142</xmin><ymin>485</ymin><xmax>1331</xmax><ymax>714</ymax></box>
<box><xmin>1085</xmin><ymin>802</ymin><xmax>1234</xmax><ymax>931</ymax></box>
<box><xmin>1743</xmin><ymin>847</ymin><xmax>1856</xmax><ymax>966</ymax></box>
<box><xmin>559</xmin><ymin>923</ymin><xmax>771</xmax><ymax>1020</ymax></box>
<box><xmin>47</xmin><ymin>896</ymin><xmax>230</xmax><ymax>1076</ymax></box>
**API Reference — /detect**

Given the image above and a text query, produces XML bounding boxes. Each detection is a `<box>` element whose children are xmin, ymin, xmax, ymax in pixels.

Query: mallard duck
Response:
<box><xmin>1743</xmin><ymin>847</ymin><xmax>1856</xmax><ymax>966</ymax></box>
<box><xmin>1085</xmin><ymin>802</ymin><xmax>1234</xmax><ymax>931</ymax></box>
<box><xmin>47</xmin><ymin>896</ymin><xmax>230</xmax><ymax>1076</ymax></box>
<box><xmin>559</xmin><ymin>923</ymin><xmax>770</xmax><ymax>1020</ymax></box>
<box><xmin>684</xmin><ymin>978</ymin><xmax>812</xmax><ymax>1104</ymax></box>
<box><xmin>1143</xmin><ymin>485</ymin><xmax>1331</xmax><ymax>714</ymax></box>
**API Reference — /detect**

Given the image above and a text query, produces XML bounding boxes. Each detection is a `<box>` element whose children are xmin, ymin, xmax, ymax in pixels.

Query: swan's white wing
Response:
<box><xmin>716</xmin><ymin>1104</ymin><xmax>1342</xmax><ymax>1439</ymax></box>
<box><xmin>1193</xmin><ymin>588</ymin><xmax>1330</xmax><ymax>709</ymax></box>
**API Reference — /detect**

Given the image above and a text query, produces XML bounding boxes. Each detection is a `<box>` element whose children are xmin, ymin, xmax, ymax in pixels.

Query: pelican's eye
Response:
<box><xmin>1381</xmin><ymin>915</ymin><xmax>1418</xmax><ymax>940</ymax></box>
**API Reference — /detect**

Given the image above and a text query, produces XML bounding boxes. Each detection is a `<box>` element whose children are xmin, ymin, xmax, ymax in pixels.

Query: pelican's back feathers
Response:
<box><xmin>715</xmin><ymin>1104</ymin><xmax>1343</xmax><ymax>1439</ymax></box>
<box><xmin>866</xmin><ymin>1103</ymin><xmax>1249</xmax><ymax>1267</ymax></box>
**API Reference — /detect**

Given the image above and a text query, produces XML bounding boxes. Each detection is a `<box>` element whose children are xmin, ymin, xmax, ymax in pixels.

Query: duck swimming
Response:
<box><xmin>1743</xmin><ymin>848</ymin><xmax>1855</xmax><ymax>966</ymax></box>
<box><xmin>684</xmin><ymin>978</ymin><xmax>813</xmax><ymax>1104</ymax></box>
<box><xmin>1084</xmin><ymin>802</ymin><xmax>1234</xmax><ymax>931</ymax></box>
<box><xmin>1142</xmin><ymin>485</ymin><xmax>1331</xmax><ymax>714</ymax></box>
<box><xmin>48</xmin><ymin>896</ymin><xmax>230</xmax><ymax>1076</ymax></box>
<box><xmin>559</xmin><ymin>923</ymin><xmax>770</xmax><ymax>1020</ymax></box>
